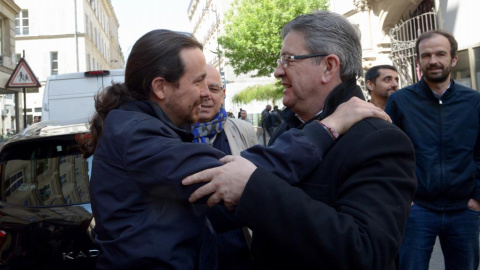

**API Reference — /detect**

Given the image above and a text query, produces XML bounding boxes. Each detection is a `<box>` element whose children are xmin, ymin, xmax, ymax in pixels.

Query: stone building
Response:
<box><xmin>333</xmin><ymin>0</ymin><xmax>480</xmax><ymax>93</ymax></box>
<box><xmin>11</xmin><ymin>0</ymin><xmax>124</xmax><ymax>130</ymax></box>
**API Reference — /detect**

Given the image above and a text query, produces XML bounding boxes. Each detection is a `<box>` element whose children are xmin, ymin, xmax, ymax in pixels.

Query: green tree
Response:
<box><xmin>220</xmin><ymin>0</ymin><xmax>328</xmax><ymax>78</ymax></box>
<box><xmin>232</xmin><ymin>81</ymin><xmax>284</xmax><ymax>105</ymax></box>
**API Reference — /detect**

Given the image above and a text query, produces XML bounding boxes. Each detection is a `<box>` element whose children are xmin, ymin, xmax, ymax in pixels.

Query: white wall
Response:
<box><xmin>440</xmin><ymin>0</ymin><xmax>480</xmax><ymax>48</ymax></box>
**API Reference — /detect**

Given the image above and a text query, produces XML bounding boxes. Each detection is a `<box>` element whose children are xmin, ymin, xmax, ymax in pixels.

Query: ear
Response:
<box><xmin>451</xmin><ymin>54</ymin><xmax>458</xmax><ymax>68</ymax></box>
<box><xmin>151</xmin><ymin>77</ymin><xmax>166</xmax><ymax>100</ymax></box>
<box><xmin>221</xmin><ymin>88</ymin><xmax>226</xmax><ymax>104</ymax></box>
<box><xmin>320</xmin><ymin>55</ymin><xmax>341</xmax><ymax>83</ymax></box>
<box><xmin>366</xmin><ymin>80</ymin><xmax>374</xmax><ymax>91</ymax></box>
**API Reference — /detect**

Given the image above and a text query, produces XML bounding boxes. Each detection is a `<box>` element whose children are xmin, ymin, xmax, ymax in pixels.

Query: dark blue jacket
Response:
<box><xmin>386</xmin><ymin>77</ymin><xmax>480</xmax><ymax>211</ymax></box>
<box><xmin>90</xmin><ymin>100</ymin><xmax>333</xmax><ymax>270</ymax></box>
<box><xmin>91</xmin><ymin>100</ymin><xmax>224</xmax><ymax>270</ymax></box>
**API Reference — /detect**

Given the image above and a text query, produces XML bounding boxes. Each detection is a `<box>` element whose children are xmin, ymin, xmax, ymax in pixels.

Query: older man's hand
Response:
<box><xmin>182</xmin><ymin>155</ymin><xmax>257</xmax><ymax>210</ymax></box>
<box><xmin>321</xmin><ymin>97</ymin><xmax>392</xmax><ymax>135</ymax></box>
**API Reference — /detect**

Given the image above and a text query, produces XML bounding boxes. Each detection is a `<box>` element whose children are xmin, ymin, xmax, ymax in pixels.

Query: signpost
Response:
<box><xmin>4</xmin><ymin>57</ymin><xmax>41</xmax><ymax>129</ymax></box>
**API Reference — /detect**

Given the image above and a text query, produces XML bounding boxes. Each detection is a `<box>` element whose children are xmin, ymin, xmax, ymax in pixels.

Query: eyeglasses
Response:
<box><xmin>277</xmin><ymin>53</ymin><xmax>329</xmax><ymax>68</ymax></box>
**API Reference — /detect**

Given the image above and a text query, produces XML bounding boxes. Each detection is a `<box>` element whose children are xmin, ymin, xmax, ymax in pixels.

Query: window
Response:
<box><xmin>50</xmin><ymin>51</ymin><xmax>58</xmax><ymax>75</ymax></box>
<box><xmin>5</xmin><ymin>171</ymin><xmax>24</xmax><ymax>197</ymax></box>
<box><xmin>15</xmin><ymin>10</ymin><xmax>29</xmax><ymax>36</ymax></box>
<box><xmin>85</xmin><ymin>14</ymin><xmax>89</xmax><ymax>37</ymax></box>
<box><xmin>89</xmin><ymin>21</ymin><xmax>93</xmax><ymax>40</ymax></box>
<box><xmin>451</xmin><ymin>47</ymin><xmax>480</xmax><ymax>91</ymax></box>
<box><xmin>86</xmin><ymin>54</ymin><xmax>91</xmax><ymax>70</ymax></box>
<box><xmin>452</xmin><ymin>50</ymin><xmax>471</xmax><ymax>87</ymax></box>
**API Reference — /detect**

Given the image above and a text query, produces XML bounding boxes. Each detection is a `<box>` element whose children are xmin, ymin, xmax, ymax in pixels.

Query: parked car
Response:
<box><xmin>0</xmin><ymin>120</ymin><xmax>98</xmax><ymax>269</ymax></box>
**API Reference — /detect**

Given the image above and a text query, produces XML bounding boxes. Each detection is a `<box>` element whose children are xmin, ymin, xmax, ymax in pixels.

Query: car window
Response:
<box><xmin>0</xmin><ymin>135</ymin><xmax>92</xmax><ymax>206</ymax></box>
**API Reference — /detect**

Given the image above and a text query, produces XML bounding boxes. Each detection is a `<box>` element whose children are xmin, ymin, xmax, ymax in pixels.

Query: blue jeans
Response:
<box><xmin>399</xmin><ymin>204</ymin><xmax>480</xmax><ymax>270</ymax></box>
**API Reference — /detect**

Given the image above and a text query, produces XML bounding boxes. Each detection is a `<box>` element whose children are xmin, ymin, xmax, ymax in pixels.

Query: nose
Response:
<box><xmin>392</xmin><ymin>79</ymin><xmax>399</xmax><ymax>90</ymax></box>
<box><xmin>274</xmin><ymin>61</ymin><xmax>285</xmax><ymax>78</ymax></box>
<box><xmin>200</xmin><ymin>81</ymin><xmax>210</xmax><ymax>99</ymax></box>
<box><xmin>429</xmin><ymin>55</ymin><xmax>439</xmax><ymax>65</ymax></box>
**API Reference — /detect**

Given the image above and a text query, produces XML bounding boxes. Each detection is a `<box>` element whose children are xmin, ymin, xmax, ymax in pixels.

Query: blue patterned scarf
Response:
<box><xmin>192</xmin><ymin>107</ymin><xmax>228</xmax><ymax>144</ymax></box>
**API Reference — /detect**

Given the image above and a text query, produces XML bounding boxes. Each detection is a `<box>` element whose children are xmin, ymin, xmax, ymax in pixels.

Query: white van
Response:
<box><xmin>42</xmin><ymin>69</ymin><xmax>125</xmax><ymax>122</ymax></box>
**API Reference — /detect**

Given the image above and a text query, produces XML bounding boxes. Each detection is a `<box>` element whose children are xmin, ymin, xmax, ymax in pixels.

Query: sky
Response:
<box><xmin>110</xmin><ymin>0</ymin><xmax>192</xmax><ymax>62</ymax></box>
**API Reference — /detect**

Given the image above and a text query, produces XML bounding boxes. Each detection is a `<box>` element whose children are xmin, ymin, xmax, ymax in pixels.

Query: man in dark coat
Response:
<box><xmin>184</xmin><ymin>11</ymin><xmax>417</xmax><ymax>270</ymax></box>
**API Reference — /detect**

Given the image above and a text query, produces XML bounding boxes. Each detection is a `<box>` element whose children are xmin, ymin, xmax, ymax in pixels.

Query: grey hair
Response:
<box><xmin>281</xmin><ymin>10</ymin><xmax>363</xmax><ymax>80</ymax></box>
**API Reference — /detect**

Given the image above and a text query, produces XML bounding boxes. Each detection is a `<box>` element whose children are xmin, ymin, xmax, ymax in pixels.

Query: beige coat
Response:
<box><xmin>222</xmin><ymin>118</ymin><xmax>258</xmax><ymax>155</ymax></box>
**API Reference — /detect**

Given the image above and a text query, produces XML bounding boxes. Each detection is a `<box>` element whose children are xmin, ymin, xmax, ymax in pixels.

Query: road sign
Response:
<box><xmin>5</xmin><ymin>58</ymin><xmax>41</xmax><ymax>88</ymax></box>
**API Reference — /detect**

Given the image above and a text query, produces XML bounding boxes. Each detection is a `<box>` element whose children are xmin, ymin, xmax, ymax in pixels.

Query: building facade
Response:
<box><xmin>12</xmin><ymin>0</ymin><xmax>124</xmax><ymax>129</ymax></box>
<box><xmin>0</xmin><ymin>0</ymin><xmax>21</xmax><ymax>138</ymax></box>
<box><xmin>332</xmin><ymin>0</ymin><xmax>480</xmax><ymax>93</ymax></box>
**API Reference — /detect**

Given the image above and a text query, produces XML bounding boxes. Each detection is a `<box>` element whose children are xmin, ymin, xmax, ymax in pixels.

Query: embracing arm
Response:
<box><xmin>125</xmin><ymin>119</ymin><xmax>225</xmax><ymax>200</ymax></box>
<box><xmin>243</xmin><ymin>97</ymin><xmax>391</xmax><ymax>184</ymax></box>
<box><xmin>241</xmin><ymin>122</ymin><xmax>333</xmax><ymax>184</ymax></box>
<box><xmin>183</xmin><ymin>97</ymin><xmax>392</xmax><ymax>208</ymax></box>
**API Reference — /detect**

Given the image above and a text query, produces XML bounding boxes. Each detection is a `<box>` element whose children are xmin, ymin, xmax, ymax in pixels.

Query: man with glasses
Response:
<box><xmin>184</xmin><ymin>11</ymin><xmax>416</xmax><ymax>269</ymax></box>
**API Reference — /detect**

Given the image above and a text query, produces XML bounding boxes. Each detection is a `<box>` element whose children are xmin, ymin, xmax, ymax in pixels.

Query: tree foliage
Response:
<box><xmin>232</xmin><ymin>81</ymin><xmax>284</xmax><ymax>105</ymax></box>
<box><xmin>220</xmin><ymin>0</ymin><xmax>328</xmax><ymax>77</ymax></box>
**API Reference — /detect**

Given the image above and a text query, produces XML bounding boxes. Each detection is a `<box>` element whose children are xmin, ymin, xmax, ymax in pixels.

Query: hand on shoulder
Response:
<box><xmin>320</xmin><ymin>97</ymin><xmax>391</xmax><ymax>136</ymax></box>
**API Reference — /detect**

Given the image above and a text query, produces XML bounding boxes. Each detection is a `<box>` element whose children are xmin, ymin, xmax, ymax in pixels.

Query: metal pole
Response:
<box><xmin>23</xmin><ymin>88</ymin><xmax>26</xmax><ymax>128</ymax></box>
<box><xmin>22</xmin><ymin>50</ymin><xmax>27</xmax><ymax>129</ymax></box>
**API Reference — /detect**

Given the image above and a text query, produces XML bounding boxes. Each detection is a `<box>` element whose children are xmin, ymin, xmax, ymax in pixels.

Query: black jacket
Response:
<box><xmin>386</xmin><ymin>77</ymin><xmax>480</xmax><ymax>211</ymax></box>
<box><xmin>91</xmin><ymin>100</ymin><xmax>224</xmax><ymax>270</ymax></box>
<box><xmin>238</xmin><ymin>80</ymin><xmax>417</xmax><ymax>270</ymax></box>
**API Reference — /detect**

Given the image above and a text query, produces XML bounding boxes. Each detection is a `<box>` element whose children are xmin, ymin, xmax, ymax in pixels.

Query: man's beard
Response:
<box><xmin>421</xmin><ymin>63</ymin><xmax>453</xmax><ymax>83</ymax></box>
<box><xmin>165</xmin><ymin>95</ymin><xmax>201</xmax><ymax>128</ymax></box>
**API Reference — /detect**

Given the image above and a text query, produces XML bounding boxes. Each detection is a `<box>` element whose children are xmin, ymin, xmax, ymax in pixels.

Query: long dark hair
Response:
<box><xmin>79</xmin><ymin>30</ymin><xmax>203</xmax><ymax>157</ymax></box>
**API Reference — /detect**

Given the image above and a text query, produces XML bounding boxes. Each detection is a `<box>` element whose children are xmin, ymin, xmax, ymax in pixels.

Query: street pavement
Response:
<box><xmin>428</xmin><ymin>238</ymin><xmax>443</xmax><ymax>270</ymax></box>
